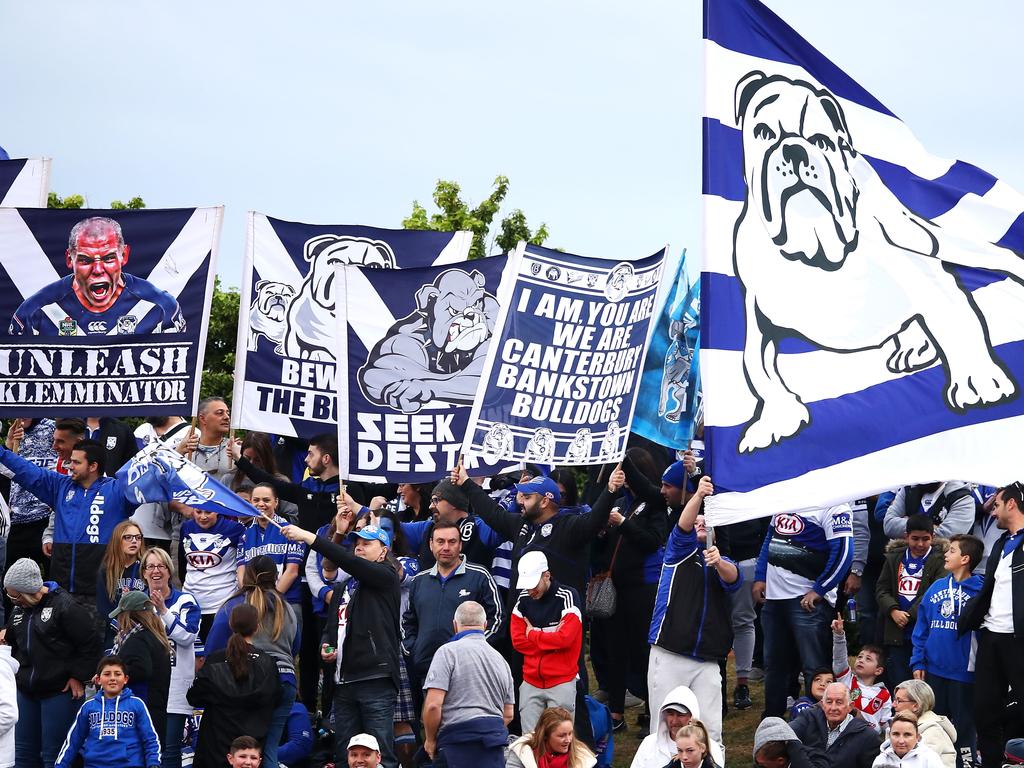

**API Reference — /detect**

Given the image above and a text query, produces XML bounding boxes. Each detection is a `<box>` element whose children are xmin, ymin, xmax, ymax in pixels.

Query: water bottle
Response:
<box><xmin>847</xmin><ymin>597</ymin><xmax>858</xmax><ymax>623</ymax></box>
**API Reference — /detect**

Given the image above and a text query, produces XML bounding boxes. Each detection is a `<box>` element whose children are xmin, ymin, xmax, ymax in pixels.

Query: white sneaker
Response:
<box><xmin>624</xmin><ymin>692</ymin><xmax>644</xmax><ymax>709</ymax></box>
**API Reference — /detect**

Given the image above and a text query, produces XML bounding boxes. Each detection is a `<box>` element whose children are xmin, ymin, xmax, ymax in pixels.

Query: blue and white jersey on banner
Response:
<box><xmin>633</xmin><ymin>250</ymin><xmax>702</xmax><ymax>450</ymax></box>
<box><xmin>0</xmin><ymin>207</ymin><xmax>221</xmax><ymax>417</ymax></box>
<box><xmin>0</xmin><ymin>158</ymin><xmax>49</xmax><ymax>207</ymax></box>
<box><xmin>232</xmin><ymin>212</ymin><xmax>472</xmax><ymax>439</ymax></box>
<box><xmin>701</xmin><ymin>0</ymin><xmax>1024</xmax><ymax>523</ymax></box>
<box><xmin>461</xmin><ymin>244</ymin><xmax>669</xmax><ymax>466</ymax></box>
<box><xmin>334</xmin><ymin>254</ymin><xmax>513</xmax><ymax>482</ymax></box>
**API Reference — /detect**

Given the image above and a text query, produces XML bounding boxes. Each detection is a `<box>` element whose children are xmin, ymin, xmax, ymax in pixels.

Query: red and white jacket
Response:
<box><xmin>511</xmin><ymin>579</ymin><xmax>583</xmax><ymax>689</ymax></box>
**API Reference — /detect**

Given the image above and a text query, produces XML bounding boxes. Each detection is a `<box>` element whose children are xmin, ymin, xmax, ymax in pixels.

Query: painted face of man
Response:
<box><xmin>66</xmin><ymin>227</ymin><xmax>128</xmax><ymax>312</ymax></box>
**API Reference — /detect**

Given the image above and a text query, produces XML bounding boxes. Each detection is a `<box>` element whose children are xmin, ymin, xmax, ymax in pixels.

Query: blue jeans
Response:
<box><xmin>262</xmin><ymin>679</ymin><xmax>296</xmax><ymax>768</ymax></box>
<box><xmin>163</xmin><ymin>712</ymin><xmax>188</xmax><ymax>768</ymax></box>
<box><xmin>762</xmin><ymin>597</ymin><xmax>831</xmax><ymax>717</ymax></box>
<box><xmin>333</xmin><ymin>677</ymin><xmax>398</xmax><ymax>768</ymax></box>
<box><xmin>16</xmin><ymin>689</ymin><xmax>80</xmax><ymax>768</ymax></box>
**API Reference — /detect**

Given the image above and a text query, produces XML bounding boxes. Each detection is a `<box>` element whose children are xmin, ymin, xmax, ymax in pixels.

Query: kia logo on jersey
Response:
<box><xmin>773</xmin><ymin>513</ymin><xmax>805</xmax><ymax>536</ymax></box>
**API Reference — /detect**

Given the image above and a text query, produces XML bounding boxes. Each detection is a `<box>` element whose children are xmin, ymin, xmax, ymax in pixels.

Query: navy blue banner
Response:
<box><xmin>233</xmin><ymin>213</ymin><xmax>471</xmax><ymax>439</ymax></box>
<box><xmin>0</xmin><ymin>207</ymin><xmax>221</xmax><ymax>417</ymax></box>
<box><xmin>336</xmin><ymin>254</ymin><xmax>511</xmax><ymax>482</ymax></box>
<box><xmin>463</xmin><ymin>245</ymin><xmax>667</xmax><ymax>466</ymax></box>
<box><xmin>0</xmin><ymin>158</ymin><xmax>49</xmax><ymax>207</ymax></box>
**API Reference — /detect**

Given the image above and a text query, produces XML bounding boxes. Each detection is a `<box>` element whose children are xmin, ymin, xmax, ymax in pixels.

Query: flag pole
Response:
<box><xmin>187</xmin><ymin>417</ymin><xmax>198</xmax><ymax>461</ymax></box>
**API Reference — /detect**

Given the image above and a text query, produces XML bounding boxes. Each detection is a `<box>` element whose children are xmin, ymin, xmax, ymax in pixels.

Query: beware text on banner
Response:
<box><xmin>0</xmin><ymin>207</ymin><xmax>222</xmax><ymax>417</ymax></box>
<box><xmin>462</xmin><ymin>244</ymin><xmax>669</xmax><ymax>466</ymax></box>
<box><xmin>335</xmin><ymin>254</ymin><xmax>515</xmax><ymax>482</ymax></box>
<box><xmin>232</xmin><ymin>212</ymin><xmax>472</xmax><ymax>439</ymax></box>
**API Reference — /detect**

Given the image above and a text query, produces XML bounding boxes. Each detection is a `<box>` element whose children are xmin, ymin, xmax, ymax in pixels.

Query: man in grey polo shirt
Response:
<box><xmin>422</xmin><ymin>600</ymin><xmax>514</xmax><ymax>768</ymax></box>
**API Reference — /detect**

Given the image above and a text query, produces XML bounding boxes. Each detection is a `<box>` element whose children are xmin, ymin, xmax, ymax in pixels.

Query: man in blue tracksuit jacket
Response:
<box><xmin>0</xmin><ymin>440</ymin><xmax>134</xmax><ymax>598</ymax></box>
<box><xmin>402</xmin><ymin>520</ymin><xmax>502</xmax><ymax>687</ymax></box>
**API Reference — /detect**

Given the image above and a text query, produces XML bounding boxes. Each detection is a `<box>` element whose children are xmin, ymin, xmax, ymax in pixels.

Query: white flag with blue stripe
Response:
<box><xmin>0</xmin><ymin>158</ymin><xmax>49</xmax><ymax>207</ymax></box>
<box><xmin>702</xmin><ymin>0</ymin><xmax>1024</xmax><ymax>523</ymax></box>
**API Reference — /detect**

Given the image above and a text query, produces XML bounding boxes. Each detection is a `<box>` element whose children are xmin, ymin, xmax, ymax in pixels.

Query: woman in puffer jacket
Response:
<box><xmin>873</xmin><ymin>713</ymin><xmax>944</xmax><ymax>768</ymax></box>
<box><xmin>892</xmin><ymin>680</ymin><xmax>956</xmax><ymax>768</ymax></box>
<box><xmin>507</xmin><ymin>707</ymin><xmax>597</xmax><ymax>768</ymax></box>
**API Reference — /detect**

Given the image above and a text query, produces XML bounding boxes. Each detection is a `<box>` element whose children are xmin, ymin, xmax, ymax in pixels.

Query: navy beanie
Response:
<box><xmin>661</xmin><ymin>460</ymin><xmax>687</xmax><ymax>489</ymax></box>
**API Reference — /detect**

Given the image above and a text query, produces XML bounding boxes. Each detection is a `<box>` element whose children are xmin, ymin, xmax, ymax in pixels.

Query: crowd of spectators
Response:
<box><xmin>0</xmin><ymin>400</ymin><xmax>1019</xmax><ymax>768</ymax></box>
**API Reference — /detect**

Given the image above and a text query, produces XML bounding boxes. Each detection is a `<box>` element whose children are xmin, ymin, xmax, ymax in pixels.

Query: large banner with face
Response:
<box><xmin>335</xmin><ymin>254</ymin><xmax>515</xmax><ymax>482</ymax></box>
<box><xmin>231</xmin><ymin>213</ymin><xmax>472</xmax><ymax>439</ymax></box>
<box><xmin>0</xmin><ymin>158</ymin><xmax>50</xmax><ymax>207</ymax></box>
<box><xmin>0</xmin><ymin>207</ymin><xmax>222</xmax><ymax>416</ymax></box>
<box><xmin>461</xmin><ymin>244</ymin><xmax>669</xmax><ymax>466</ymax></box>
<box><xmin>632</xmin><ymin>250</ymin><xmax>703</xmax><ymax>449</ymax></box>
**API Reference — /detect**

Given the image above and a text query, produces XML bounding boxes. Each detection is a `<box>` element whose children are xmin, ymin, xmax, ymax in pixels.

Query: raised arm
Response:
<box><xmin>0</xmin><ymin>445</ymin><xmax>66</xmax><ymax>509</ymax></box>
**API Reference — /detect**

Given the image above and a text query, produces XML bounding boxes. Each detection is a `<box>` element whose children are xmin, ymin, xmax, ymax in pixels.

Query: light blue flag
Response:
<box><xmin>632</xmin><ymin>250</ymin><xmax>702</xmax><ymax>449</ymax></box>
<box><xmin>118</xmin><ymin>443</ymin><xmax>261</xmax><ymax>519</ymax></box>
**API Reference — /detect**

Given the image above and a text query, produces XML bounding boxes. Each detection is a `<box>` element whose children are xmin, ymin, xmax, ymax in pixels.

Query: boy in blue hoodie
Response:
<box><xmin>54</xmin><ymin>655</ymin><xmax>161</xmax><ymax>768</ymax></box>
<box><xmin>911</xmin><ymin>533</ymin><xmax>984</xmax><ymax>767</ymax></box>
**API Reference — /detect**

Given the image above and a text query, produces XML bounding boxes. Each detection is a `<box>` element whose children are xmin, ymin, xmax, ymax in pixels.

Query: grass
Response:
<box><xmin>608</xmin><ymin>656</ymin><xmax>762</xmax><ymax>768</ymax></box>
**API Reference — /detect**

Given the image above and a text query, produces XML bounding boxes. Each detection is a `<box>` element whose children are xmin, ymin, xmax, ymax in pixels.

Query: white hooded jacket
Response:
<box><xmin>629</xmin><ymin>686</ymin><xmax>724</xmax><ymax>768</ymax></box>
<box><xmin>872</xmin><ymin>741</ymin><xmax>945</xmax><ymax>768</ymax></box>
<box><xmin>0</xmin><ymin>645</ymin><xmax>19</xmax><ymax>768</ymax></box>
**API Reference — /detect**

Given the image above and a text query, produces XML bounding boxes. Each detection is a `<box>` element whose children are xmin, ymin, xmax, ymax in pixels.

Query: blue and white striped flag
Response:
<box><xmin>702</xmin><ymin>0</ymin><xmax>1024</xmax><ymax>523</ymax></box>
<box><xmin>118</xmin><ymin>443</ymin><xmax>261</xmax><ymax>519</ymax></box>
<box><xmin>0</xmin><ymin>158</ymin><xmax>49</xmax><ymax>207</ymax></box>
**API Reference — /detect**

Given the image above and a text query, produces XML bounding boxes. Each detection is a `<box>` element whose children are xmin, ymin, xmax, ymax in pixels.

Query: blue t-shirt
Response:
<box><xmin>10</xmin><ymin>273</ymin><xmax>185</xmax><ymax>336</ymax></box>
<box><xmin>239</xmin><ymin>517</ymin><xmax>306</xmax><ymax>604</ymax></box>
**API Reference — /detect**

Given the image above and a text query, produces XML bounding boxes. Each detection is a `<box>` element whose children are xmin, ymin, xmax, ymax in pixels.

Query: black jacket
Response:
<box><xmin>188</xmin><ymin>646</ymin><xmax>280</xmax><ymax>768</ymax></box>
<box><xmin>462</xmin><ymin>479</ymin><xmax>612</xmax><ymax>628</ymax></box>
<box><xmin>402</xmin><ymin>556</ymin><xmax>501</xmax><ymax>677</ymax></box>
<box><xmin>960</xmin><ymin>528</ymin><xmax>1024</xmax><ymax>636</ymax></box>
<box><xmin>93</xmin><ymin>417</ymin><xmax>138</xmax><ymax>476</ymax></box>
<box><xmin>318</xmin><ymin>535</ymin><xmax>401</xmax><ymax>688</ymax></box>
<box><xmin>117</xmin><ymin>628</ymin><xmax>171</xmax><ymax>750</ymax></box>
<box><xmin>5</xmin><ymin>583</ymin><xmax>96</xmax><ymax>696</ymax></box>
<box><xmin>790</xmin><ymin>708</ymin><xmax>880</xmax><ymax>768</ymax></box>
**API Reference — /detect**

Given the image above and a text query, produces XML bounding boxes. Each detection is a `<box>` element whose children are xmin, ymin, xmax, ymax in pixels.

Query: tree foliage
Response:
<box><xmin>202</xmin><ymin>278</ymin><xmax>241</xmax><ymax>404</ymax></box>
<box><xmin>403</xmin><ymin>176</ymin><xmax>549</xmax><ymax>259</ymax></box>
<box><xmin>47</xmin><ymin>193</ymin><xmax>146</xmax><ymax>210</ymax></box>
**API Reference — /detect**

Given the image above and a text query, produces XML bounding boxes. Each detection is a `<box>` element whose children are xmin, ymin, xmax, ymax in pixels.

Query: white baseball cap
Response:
<box><xmin>348</xmin><ymin>733</ymin><xmax>380</xmax><ymax>752</ymax></box>
<box><xmin>516</xmin><ymin>550</ymin><xmax>549</xmax><ymax>590</ymax></box>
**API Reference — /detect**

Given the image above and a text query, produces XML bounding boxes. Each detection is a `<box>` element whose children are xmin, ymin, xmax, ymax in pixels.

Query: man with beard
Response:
<box><xmin>10</xmin><ymin>216</ymin><xmax>185</xmax><ymax>336</ymax></box>
<box><xmin>399</xmin><ymin>480</ymin><xmax>504</xmax><ymax>571</ymax></box>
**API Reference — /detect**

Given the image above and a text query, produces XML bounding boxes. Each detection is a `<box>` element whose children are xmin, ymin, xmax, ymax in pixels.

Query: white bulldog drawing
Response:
<box><xmin>524</xmin><ymin>428</ymin><xmax>556</xmax><ymax>463</ymax></box>
<box><xmin>281</xmin><ymin>235</ymin><xmax>396</xmax><ymax>361</ymax></box>
<box><xmin>599</xmin><ymin>421</ymin><xmax>620</xmax><ymax>461</ymax></box>
<box><xmin>481</xmin><ymin>423</ymin><xmax>514</xmax><ymax>462</ymax></box>
<box><xmin>248</xmin><ymin>280</ymin><xmax>296</xmax><ymax>352</ymax></box>
<box><xmin>732</xmin><ymin>71</ymin><xmax>1024</xmax><ymax>453</ymax></box>
<box><xmin>565</xmin><ymin>428</ymin><xmax>592</xmax><ymax>463</ymax></box>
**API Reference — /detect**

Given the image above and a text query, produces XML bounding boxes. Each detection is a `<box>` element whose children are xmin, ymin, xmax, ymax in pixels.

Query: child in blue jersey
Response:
<box><xmin>240</xmin><ymin>483</ymin><xmax>307</xmax><ymax>626</ymax></box>
<box><xmin>911</xmin><ymin>533</ymin><xmax>985</xmax><ymax>763</ymax></box>
<box><xmin>181</xmin><ymin>507</ymin><xmax>246</xmax><ymax>642</ymax></box>
<box><xmin>55</xmin><ymin>655</ymin><xmax>161</xmax><ymax>768</ymax></box>
<box><xmin>788</xmin><ymin>667</ymin><xmax>834</xmax><ymax>720</ymax></box>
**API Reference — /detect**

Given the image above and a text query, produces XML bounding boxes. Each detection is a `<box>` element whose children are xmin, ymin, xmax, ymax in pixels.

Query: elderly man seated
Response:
<box><xmin>790</xmin><ymin>682</ymin><xmax>881</xmax><ymax>768</ymax></box>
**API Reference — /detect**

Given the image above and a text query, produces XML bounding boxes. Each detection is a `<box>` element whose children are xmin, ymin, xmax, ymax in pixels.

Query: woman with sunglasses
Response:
<box><xmin>143</xmin><ymin>547</ymin><xmax>201</xmax><ymax>768</ymax></box>
<box><xmin>95</xmin><ymin>520</ymin><xmax>146</xmax><ymax>649</ymax></box>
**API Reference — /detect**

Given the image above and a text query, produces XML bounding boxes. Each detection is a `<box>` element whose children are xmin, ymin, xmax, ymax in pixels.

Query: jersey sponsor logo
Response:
<box><xmin>87</xmin><ymin>321</ymin><xmax>107</xmax><ymax>332</ymax></box>
<box><xmin>186</xmin><ymin>551</ymin><xmax>224</xmax><ymax>568</ymax></box>
<box><xmin>830</xmin><ymin>511</ymin><xmax>852</xmax><ymax>532</ymax></box>
<box><xmin>773</xmin><ymin>512</ymin><xmax>805</xmax><ymax>536</ymax></box>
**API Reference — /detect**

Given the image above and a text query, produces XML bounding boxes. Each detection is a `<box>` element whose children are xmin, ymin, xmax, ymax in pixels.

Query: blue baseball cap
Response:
<box><xmin>353</xmin><ymin>525</ymin><xmax>391</xmax><ymax>548</ymax></box>
<box><xmin>513</xmin><ymin>476</ymin><xmax>562</xmax><ymax>504</ymax></box>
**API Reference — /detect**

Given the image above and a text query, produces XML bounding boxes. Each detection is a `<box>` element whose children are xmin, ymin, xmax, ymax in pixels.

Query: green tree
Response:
<box><xmin>47</xmin><ymin>193</ymin><xmax>147</xmax><ymax>210</ymax></box>
<box><xmin>202</xmin><ymin>278</ymin><xmax>241</xmax><ymax>403</ymax></box>
<box><xmin>403</xmin><ymin>176</ymin><xmax>549</xmax><ymax>259</ymax></box>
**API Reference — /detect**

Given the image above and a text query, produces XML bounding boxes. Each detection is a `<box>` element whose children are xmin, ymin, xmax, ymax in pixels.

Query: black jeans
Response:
<box><xmin>974</xmin><ymin>630</ymin><xmax>1024</xmax><ymax>768</ymax></box>
<box><xmin>607</xmin><ymin>582</ymin><xmax>656</xmax><ymax>715</ymax></box>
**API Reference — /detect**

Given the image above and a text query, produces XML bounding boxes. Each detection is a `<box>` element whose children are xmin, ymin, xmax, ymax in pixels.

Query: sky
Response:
<box><xmin>2</xmin><ymin>1</ymin><xmax>1021</xmax><ymax>287</ymax></box>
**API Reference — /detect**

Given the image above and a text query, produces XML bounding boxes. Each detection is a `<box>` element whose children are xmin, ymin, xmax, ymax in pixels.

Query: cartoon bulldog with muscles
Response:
<box><xmin>359</xmin><ymin>268</ymin><xmax>498</xmax><ymax>414</ymax></box>
<box><xmin>731</xmin><ymin>71</ymin><xmax>1024</xmax><ymax>453</ymax></box>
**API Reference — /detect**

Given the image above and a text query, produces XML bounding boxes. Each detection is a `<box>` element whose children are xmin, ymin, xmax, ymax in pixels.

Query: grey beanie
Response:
<box><xmin>4</xmin><ymin>558</ymin><xmax>43</xmax><ymax>595</ymax></box>
<box><xmin>432</xmin><ymin>480</ymin><xmax>469</xmax><ymax>511</ymax></box>
<box><xmin>753</xmin><ymin>717</ymin><xmax>799</xmax><ymax>760</ymax></box>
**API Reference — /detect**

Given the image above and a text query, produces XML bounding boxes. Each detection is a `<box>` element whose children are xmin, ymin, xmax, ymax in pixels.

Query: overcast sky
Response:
<box><xmin>2</xmin><ymin>1</ymin><xmax>1021</xmax><ymax>285</ymax></box>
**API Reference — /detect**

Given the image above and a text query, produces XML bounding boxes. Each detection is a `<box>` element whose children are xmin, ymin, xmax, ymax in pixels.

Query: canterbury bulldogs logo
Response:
<box><xmin>105</xmin><ymin>436</ymin><xmax>117</xmax><ymax>451</ymax></box>
<box><xmin>116</xmin><ymin>315</ymin><xmax>138</xmax><ymax>334</ymax></box>
<box><xmin>732</xmin><ymin>71</ymin><xmax>1024</xmax><ymax>453</ymax></box>
<box><xmin>40</xmin><ymin>607</ymin><xmax>52</xmax><ymax>622</ymax></box>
